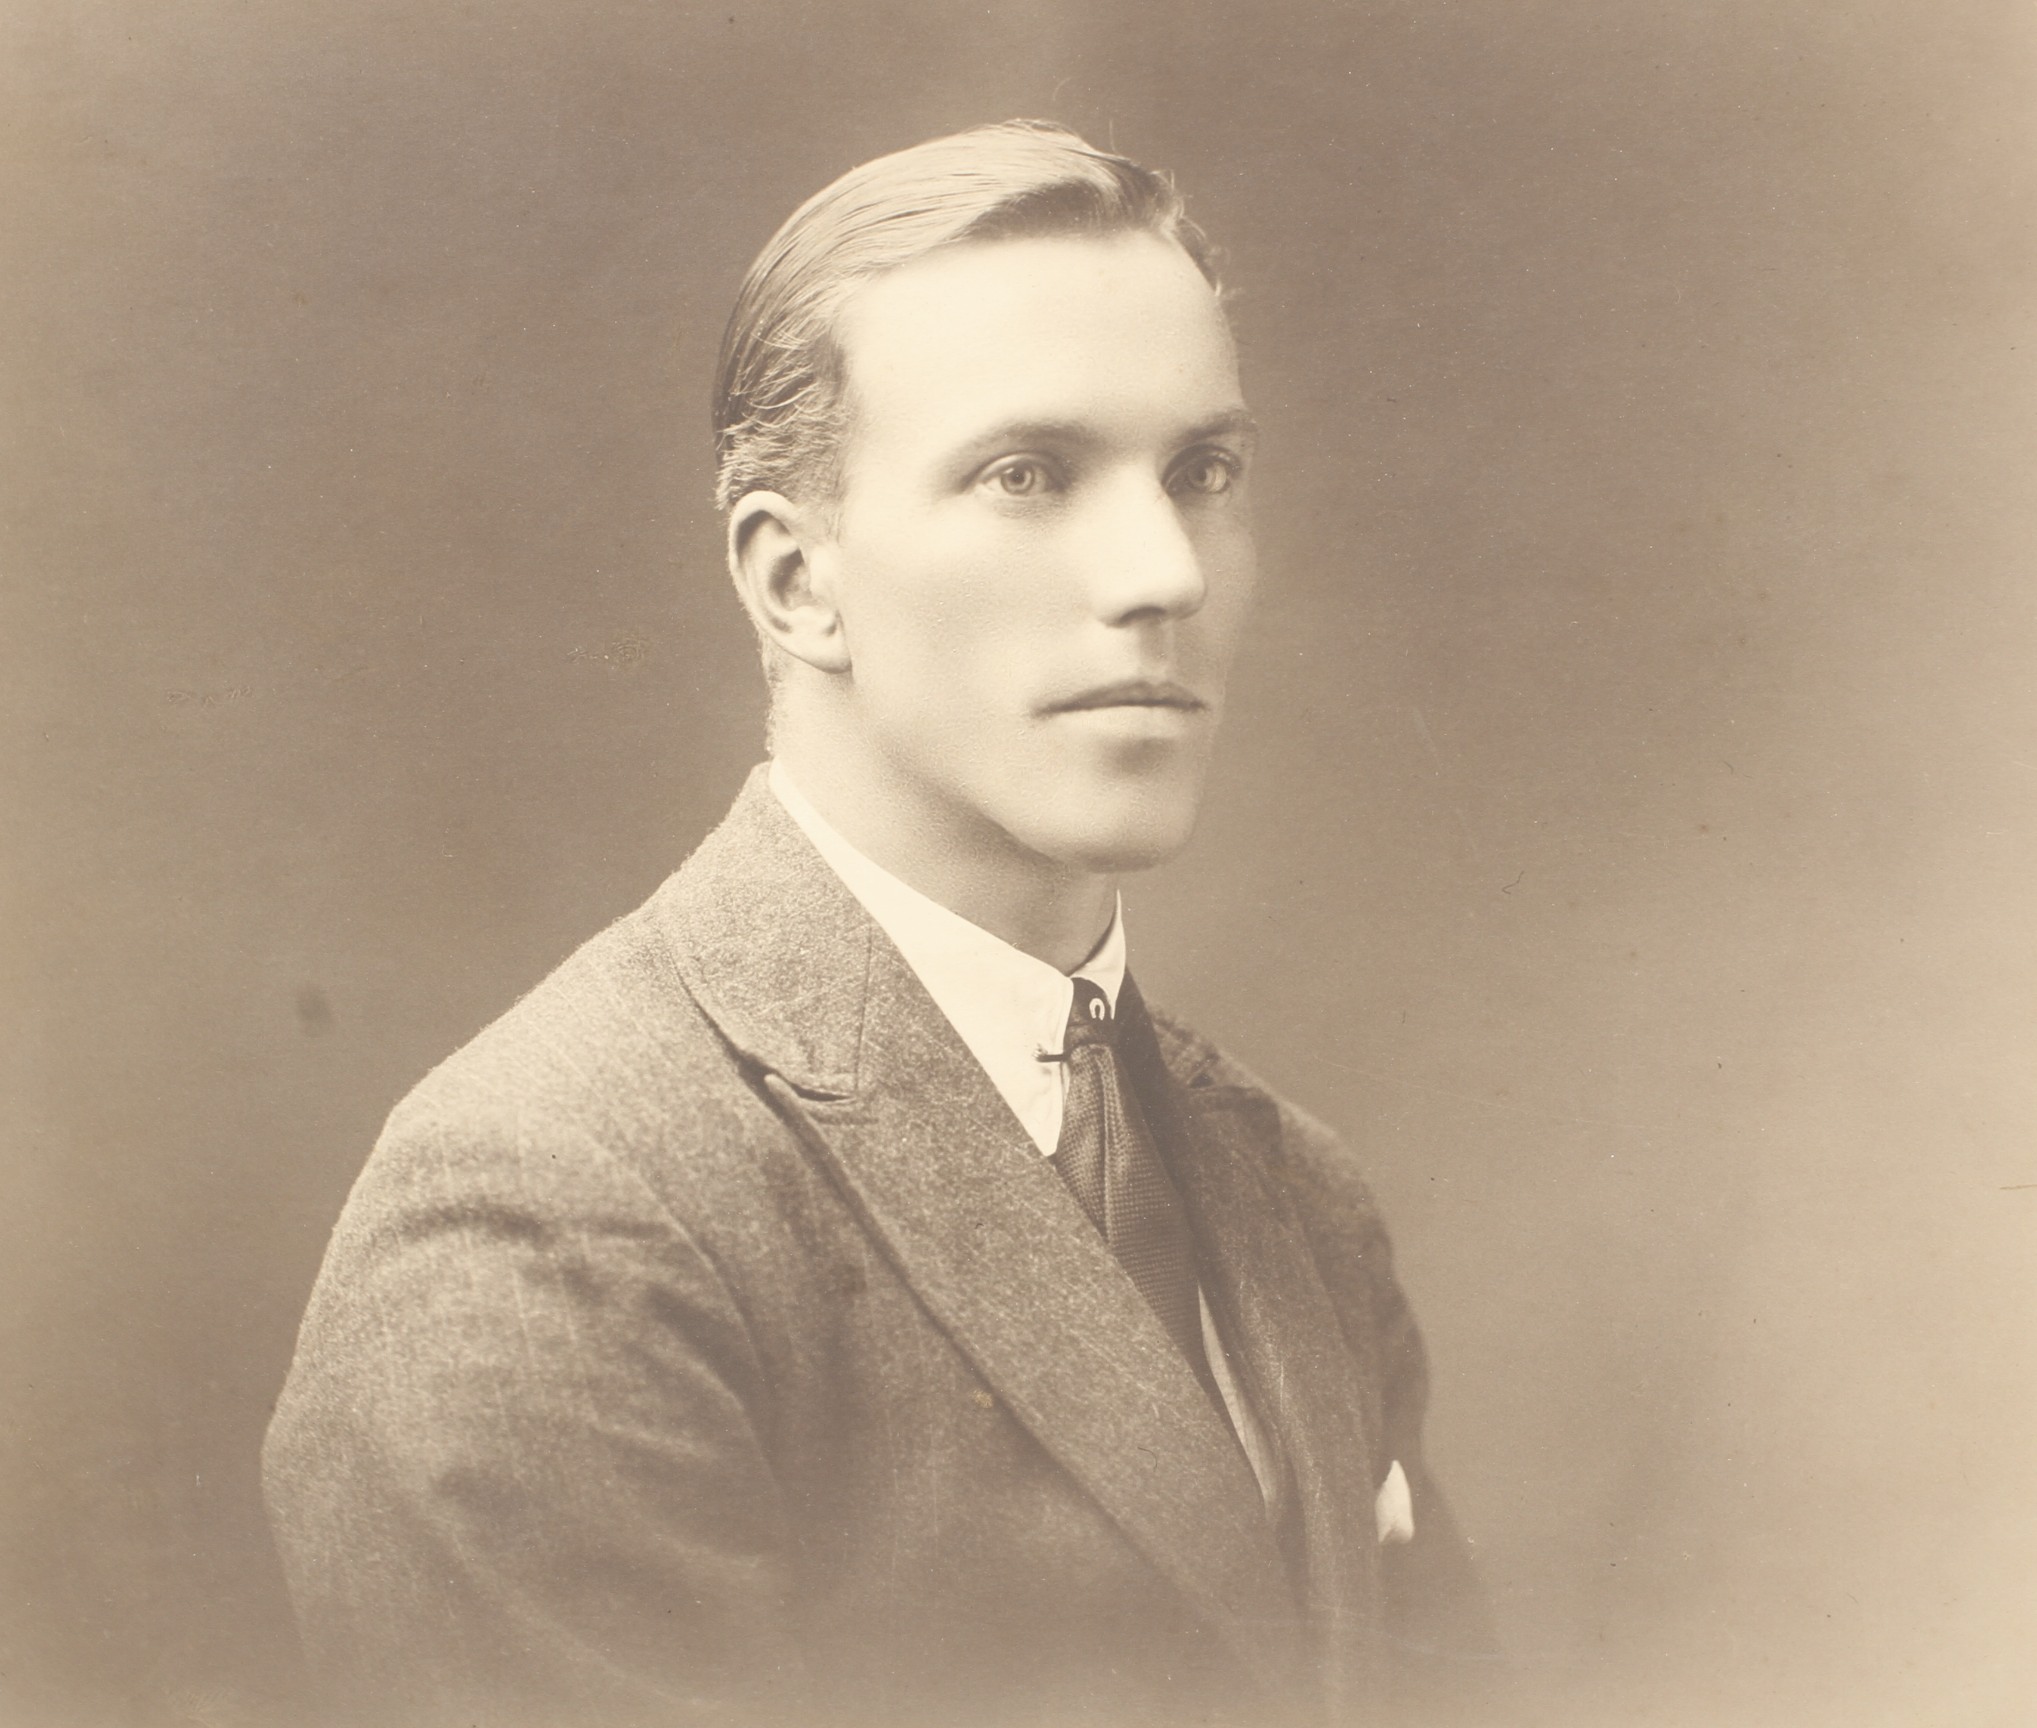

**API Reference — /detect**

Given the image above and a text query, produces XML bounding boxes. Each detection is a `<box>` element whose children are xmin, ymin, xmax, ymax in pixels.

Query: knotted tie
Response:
<box><xmin>1050</xmin><ymin>979</ymin><xmax>1215</xmax><ymax>1389</ymax></box>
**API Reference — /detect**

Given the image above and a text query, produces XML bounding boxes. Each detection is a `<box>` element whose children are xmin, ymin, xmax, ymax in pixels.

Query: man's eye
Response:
<box><xmin>981</xmin><ymin>458</ymin><xmax>1054</xmax><ymax>498</ymax></box>
<box><xmin>1169</xmin><ymin>451</ymin><xmax>1241</xmax><ymax>496</ymax></box>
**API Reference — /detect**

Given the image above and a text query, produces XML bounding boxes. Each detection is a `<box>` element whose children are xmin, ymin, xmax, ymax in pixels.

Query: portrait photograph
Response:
<box><xmin>5</xmin><ymin>4</ymin><xmax>2035</xmax><ymax>1726</ymax></box>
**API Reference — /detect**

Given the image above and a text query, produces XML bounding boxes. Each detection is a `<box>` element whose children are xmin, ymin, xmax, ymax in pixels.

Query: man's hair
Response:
<box><xmin>712</xmin><ymin>120</ymin><xmax>1218</xmax><ymax>516</ymax></box>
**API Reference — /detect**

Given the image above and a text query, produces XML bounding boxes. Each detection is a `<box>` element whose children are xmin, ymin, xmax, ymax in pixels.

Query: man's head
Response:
<box><xmin>718</xmin><ymin>123</ymin><xmax>1256</xmax><ymax>897</ymax></box>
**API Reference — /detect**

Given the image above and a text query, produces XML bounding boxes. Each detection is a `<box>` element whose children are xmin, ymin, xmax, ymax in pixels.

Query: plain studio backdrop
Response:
<box><xmin>5</xmin><ymin>3</ymin><xmax>2034</xmax><ymax>1724</ymax></box>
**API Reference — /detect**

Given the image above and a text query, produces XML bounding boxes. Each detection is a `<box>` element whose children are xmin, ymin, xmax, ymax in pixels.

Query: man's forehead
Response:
<box><xmin>832</xmin><ymin>231</ymin><xmax>1243</xmax><ymax>453</ymax></box>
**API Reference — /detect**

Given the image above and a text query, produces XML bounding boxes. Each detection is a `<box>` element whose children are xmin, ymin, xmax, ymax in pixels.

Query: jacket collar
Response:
<box><xmin>656</xmin><ymin>766</ymin><xmax>1237</xmax><ymax>1099</ymax></box>
<box><xmin>653</xmin><ymin>768</ymin><xmax>1381</xmax><ymax>1717</ymax></box>
<box><xmin>652</xmin><ymin>765</ymin><xmax>877</xmax><ymax>1100</ymax></box>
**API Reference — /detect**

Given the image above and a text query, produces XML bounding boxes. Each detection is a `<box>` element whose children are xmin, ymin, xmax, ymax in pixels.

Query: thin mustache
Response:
<box><xmin>1044</xmin><ymin>678</ymin><xmax>1206</xmax><ymax>713</ymax></box>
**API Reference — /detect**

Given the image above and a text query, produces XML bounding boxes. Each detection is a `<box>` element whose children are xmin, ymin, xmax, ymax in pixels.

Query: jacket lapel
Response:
<box><xmin>1122</xmin><ymin>989</ymin><xmax>1390</xmax><ymax>1720</ymax></box>
<box><xmin>656</xmin><ymin>771</ymin><xmax>1304</xmax><ymax>1705</ymax></box>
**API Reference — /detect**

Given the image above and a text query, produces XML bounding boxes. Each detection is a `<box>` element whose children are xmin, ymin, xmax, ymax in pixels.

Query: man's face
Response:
<box><xmin>810</xmin><ymin>230</ymin><xmax>1257</xmax><ymax>877</ymax></box>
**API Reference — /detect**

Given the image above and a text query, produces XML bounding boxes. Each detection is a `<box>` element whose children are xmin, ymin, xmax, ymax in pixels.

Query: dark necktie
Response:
<box><xmin>1051</xmin><ymin>979</ymin><xmax>1216</xmax><ymax>1393</ymax></box>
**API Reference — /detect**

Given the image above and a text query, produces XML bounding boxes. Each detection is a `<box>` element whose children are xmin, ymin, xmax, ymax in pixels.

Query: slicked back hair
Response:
<box><xmin>712</xmin><ymin>120</ymin><xmax>1219</xmax><ymax>518</ymax></box>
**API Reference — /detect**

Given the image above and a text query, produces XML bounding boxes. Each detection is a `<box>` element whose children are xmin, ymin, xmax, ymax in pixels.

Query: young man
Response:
<box><xmin>264</xmin><ymin>122</ymin><xmax>1493</xmax><ymax>1727</ymax></box>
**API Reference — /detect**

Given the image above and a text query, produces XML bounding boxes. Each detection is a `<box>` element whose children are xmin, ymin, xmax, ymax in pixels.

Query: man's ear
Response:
<box><xmin>726</xmin><ymin>491</ymin><xmax>851</xmax><ymax>675</ymax></box>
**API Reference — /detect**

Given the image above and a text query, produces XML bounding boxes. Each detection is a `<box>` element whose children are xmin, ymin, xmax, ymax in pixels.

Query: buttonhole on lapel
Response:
<box><xmin>760</xmin><ymin>1066</ymin><xmax>855</xmax><ymax>1106</ymax></box>
<box><xmin>764</xmin><ymin>1075</ymin><xmax>861</xmax><ymax>1118</ymax></box>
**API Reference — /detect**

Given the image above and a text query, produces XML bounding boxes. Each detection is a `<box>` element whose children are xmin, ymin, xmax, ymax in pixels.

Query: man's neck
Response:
<box><xmin>771</xmin><ymin>743</ymin><xmax>1117</xmax><ymax>975</ymax></box>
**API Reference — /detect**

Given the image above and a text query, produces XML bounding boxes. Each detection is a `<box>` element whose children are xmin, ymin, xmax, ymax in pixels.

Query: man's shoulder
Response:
<box><xmin>392</xmin><ymin>888</ymin><xmax>700</xmax><ymax>1117</ymax></box>
<box><xmin>349</xmin><ymin>872</ymin><xmax>786</xmax><ymax>1235</ymax></box>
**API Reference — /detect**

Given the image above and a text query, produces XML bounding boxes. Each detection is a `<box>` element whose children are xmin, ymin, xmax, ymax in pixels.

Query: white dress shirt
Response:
<box><xmin>769</xmin><ymin>763</ymin><xmax>1283</xmax><ymax>1509</ymax></box>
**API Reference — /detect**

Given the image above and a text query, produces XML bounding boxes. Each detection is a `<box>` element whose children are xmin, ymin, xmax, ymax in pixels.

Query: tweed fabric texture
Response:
<box><xmin>262</xmin><ymin>767</ymin><xmax>1498</xmax><ymax>1728</ymax></box>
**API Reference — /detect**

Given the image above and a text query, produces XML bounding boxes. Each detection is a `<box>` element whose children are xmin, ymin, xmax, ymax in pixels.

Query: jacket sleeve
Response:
<box><xmin>261</xmin><ymin>1102</ymin><xmax>812</xmax><ymax>1728</ymax></box>
<box><xmin>1275</xmin><ymin>1102</ymin><xmax>1505</xmax><ymax>1725</ymax></box>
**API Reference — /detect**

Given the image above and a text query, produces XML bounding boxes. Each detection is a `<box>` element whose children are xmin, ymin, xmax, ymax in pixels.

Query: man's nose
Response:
<box><xmin>1086</xmin><ymin>477</ymin><xmax>1207</xmax><ymax>624</ymax></box>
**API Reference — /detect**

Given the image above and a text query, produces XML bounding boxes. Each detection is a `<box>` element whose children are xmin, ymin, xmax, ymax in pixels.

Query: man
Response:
<box><xmin>264</xmin><ymin>121</ymin><xmax>1494</xmax><ymax>1727</ymax></box>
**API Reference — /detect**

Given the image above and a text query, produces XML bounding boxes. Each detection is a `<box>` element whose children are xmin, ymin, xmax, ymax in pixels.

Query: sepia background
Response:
<box><xmin>6</xmin><ymin>2</ymin><xmax>2034</xmax><ymax>1724</ymax></box>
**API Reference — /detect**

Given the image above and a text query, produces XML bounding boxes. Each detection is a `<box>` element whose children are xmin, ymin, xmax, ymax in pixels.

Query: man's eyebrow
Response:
<box><xmin>1181</xmin><ymin>407</ymin><xmax>1260</xmax><ymax>446</ymax></box>
<box><xmin>945</xmin><ymin>419</ymin><xmax>1105</xmax><ymax>462</ymax></box>
<box><xmin>944</xmin><ymin>408</ymin><xmax>1261</xmax><ymax>466</ymax></box>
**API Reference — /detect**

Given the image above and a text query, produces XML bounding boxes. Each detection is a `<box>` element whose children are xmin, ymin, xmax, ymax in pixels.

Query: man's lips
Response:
<box><xmin>1042</xmin><ymin>678</ymin><xmax>1206</xmax><ymax>714</ymax></box>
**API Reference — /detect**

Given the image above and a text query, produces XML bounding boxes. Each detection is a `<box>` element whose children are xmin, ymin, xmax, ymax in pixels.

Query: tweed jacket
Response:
<box><xmin>263</xmin><ymin>769</ymin><xmax>1493</xmax><ymax>1728</ymax></box>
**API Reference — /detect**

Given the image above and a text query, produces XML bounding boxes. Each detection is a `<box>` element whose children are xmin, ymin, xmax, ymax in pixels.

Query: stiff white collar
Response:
<box><xmin>769</xmin><ymin>761</ymin><xmax>1124</xmax><ymax>1158</ymax></box>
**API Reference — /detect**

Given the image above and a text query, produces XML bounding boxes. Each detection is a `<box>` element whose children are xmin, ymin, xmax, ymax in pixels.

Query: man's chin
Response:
<box><xmin>1018</xmin><ymin>796</ymin><xmax>1203</xmax><ymax>878</ymax></box>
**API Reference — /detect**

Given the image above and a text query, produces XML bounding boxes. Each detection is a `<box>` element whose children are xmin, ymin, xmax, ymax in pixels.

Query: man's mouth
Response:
<box><xmin>1044</xmin><ymin>678</ymin><xmax>1205</xmax><ymax>714</ymax></box>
